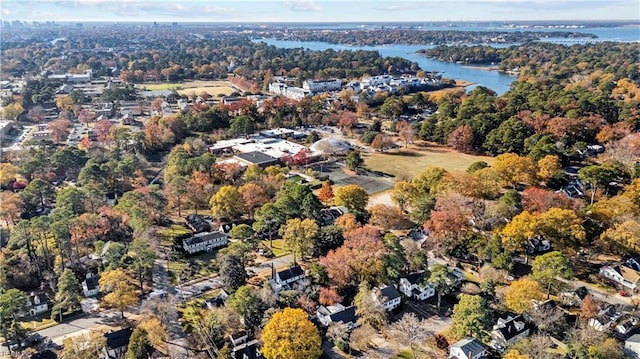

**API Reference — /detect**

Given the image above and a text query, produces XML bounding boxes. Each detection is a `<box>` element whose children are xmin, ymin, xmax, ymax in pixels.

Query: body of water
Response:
<box><xmin>256</xmin><ymin>27</ymin><xmax>637</xmax><ymax>96</ymax></box>
<box><xmin>257</xmin><ymin>39</ymin><xmax>517</xmax><ymax>95</ymax></box>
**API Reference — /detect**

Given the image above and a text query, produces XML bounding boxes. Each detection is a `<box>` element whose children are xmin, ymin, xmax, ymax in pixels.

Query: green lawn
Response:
<box><xmin>261</xmin><ymin>239</ymin><xmax>289</xmax><ymax>257</ymax></box>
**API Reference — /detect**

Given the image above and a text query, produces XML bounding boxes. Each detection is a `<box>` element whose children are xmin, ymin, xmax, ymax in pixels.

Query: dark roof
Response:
<box><xmin>330</xmin><ymin>305</ymin><xmax>357</xmax><ymax>325</ymax></box>
<box><xmin>30</xmin><ymin>292</ymin><xmax>49</xmax><ymax>306</ymax></box>
<box><xmin>574</xmin><ymin>286</ymin><xmax>590</xmax><ymax>300</ymax></box>
<box><xmin>183</xmin><ymin>231</ymin><xmax>227</xmax><ymax>246</ymax></box>
<box><xmin>232</xmin><ymin>339</ymin><xmax>260</xmax><ymax>359</ymax></box>
<box><xmin>496</xmin><ymin>315</ymin><xmax>532</xmax><ymax>341</ymax></box>
<box><xmin>277</xmin><ymin>265</ymin><xmax>304</xmax><ymax>282</ymax></box>
<box><xmin>235</xmin><ymin>151</ymin><xmax>278</xmax><ymax>165</ymax></box>
<box><xmin>104</xmin><ymin>327</ymin><xmax>133</xmax><ymax>350</ymax></box>
<box><xmin>403</xmin><ymin>271</ymin><xmax>428</xmax><ymax>285</ymax></box>
<box><xmin>451</xmin><ymin>338</ymin><xmax>485</xmax><ymax>356</ymax></box>
<box><xmin>85</xmin><ymin>276</ymin><xmax>99</xmax><ymax>290</ymax></box>
<box><xmin>379</xmin><ymin>285</ymin><xmax>401</xmax><ymax>301</ymax></box>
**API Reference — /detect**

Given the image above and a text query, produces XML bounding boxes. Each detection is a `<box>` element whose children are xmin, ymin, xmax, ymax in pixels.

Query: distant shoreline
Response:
<box><xmin>463</xmin><ymin>65</ymin><xmax>500</xmax><ymax>71</ymax></box>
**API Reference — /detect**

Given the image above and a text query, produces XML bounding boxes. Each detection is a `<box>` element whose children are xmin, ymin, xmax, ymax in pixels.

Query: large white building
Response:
<box><xmin>48</xmin><ymin>70</ymin><xmax>93</xmax><ymax>83</ymax></box>
<box><xmin>303</xmin><ymin>79</ymin><xmax>342</xmax><ymax>94</ymax></box>
<box><xmin>268</xmin><ymin>82</ymin><xmax>309</xmax><ymax>100</ymax></box>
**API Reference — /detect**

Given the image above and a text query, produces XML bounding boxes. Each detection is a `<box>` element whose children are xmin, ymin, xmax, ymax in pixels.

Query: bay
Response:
<box><xmin>256</xmin><ymin>38</ymin><xmax>517</xmax><ymax>95</ymax></box>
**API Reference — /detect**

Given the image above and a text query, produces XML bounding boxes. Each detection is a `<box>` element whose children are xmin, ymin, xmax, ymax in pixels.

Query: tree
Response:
<box><xmin>326</xmin><ymin>321</ymin><xmax>350</xmax><ymax>352</ymax></box>
<box><xmin>391</xmin><ymin>180</ymin><xmax>414</xmax><ymax>213</ymax></box>
<box><xmin>335</xmin><ymin>184</ymin><xmax>368</xmax><ymax>215</ymax></box>
<box><xmin>226</xmin><ymin>285</ymin><xmax>272</xmax><ymax>334</ymax></box>
<box><xmin>532</xmin><ymin>251</ymin><xmax>573</xmax><ymax>297</ymax></box>
<box><xmin>450</xmin><ymin>294</ymin><xmax>492</xmax><ymax>340</ymax></box>
<box><xmin>339</xmin><ymin>111</ymin><xmax>357</xmax><ymax>135</ymax></box>
<box><xmin>128</xmin><ymin>237</ymin><xmax>157</xmax><ymax>295</ymax></box>
<box><xmin>138</xmin><ymin>317</ymin><xmax>167</xmax><ymax>354</ymax></box>
<box><xmin>369</xmin><ymin>204</ymin><xmax>403</xmax><ymax>231</ymax></box>
<box><xmin>217</xmin><ymin>245</ymin><xmax>248</xmax><ymax>291</ymax></box>
<box><xmin>319</xmin><ymin>287</ymin><xmax>343</xmax><ymax>306</ymax></box>
<box><xmin>537</xmin><ymin>155</ymin><xmax>561</xmax><ymax>182</ymax></box>
<box><xmin>239</xmin><ymin>183</ymin><xmax>269</xmax><ymax>219</ymax></box>
<box><xmin>59</xmin><ymin>332</ymin><xmax>106</xmax><ymax>359</ymax></box>
<box><xmin>354</xmin><ymin>282</ymin><xmax>387</xmax><ymax>330</ymax></box>
<box><xmin>279</xmin><ymin>218</ymin><xmax>318</xmax><ymax>262</ymax></box>
<box><xmin>126</xmin><ymin>327</ymin><xmax>154</xmax><ymax>359</ymax></box>
<box><xmin>47</xmin><ymin>118</ymin><xmax>72</xmax><ymax>143</ymax></box>
<box><xmin>580</xmin><ymin>294</ymin><xmax>599</xmax><ymax>320</ymax></box>
<box><xmin>261</xmin><ymin>308</ymin><xmax>321</xmax><ymax>359</ymax></box>
<box><xmin>388</xmin><ymin>313</ymin><xmax>431</xmax><ymax>359</ymax></box>
<box><xmin>0</xmin><ymin>289</ymin><xmax>29</xmax><ymax>351</ymax></box>
<box><xmin>427</xmin><ymin>264</ymin><xmax>458</xmax><ymax>311</ymax></box>
<box><xmin>99</xmin><ymin>268</ymin><xmax>138</xmax><ymax>318</ymax></box>
<box><xmin>345</xmin><ymin>151</ymin><xmax>364</xmax><ymax>171</ymax></box>
<box><xmin>522</xmin><ymin>187</ymin><xmax>578</xmax><ymax>214</ymax></box>
<box><xmin>448</xmin><ymin>124</ymin><xmax>475</xmax><ymax>153</ymax></box>
<box><xmin>493</xmin><ymin>153</ymin><xmax>537</xmax><ymax>187</ymax></box>
<box><xmin>504</xmin><ymin>277</ymin><xmax>545</xmax><ymax>313</ymax></box>
<box><xmin>318</xmin><ymin>181</ymin><xmax>335</xmax><ymax>204</ymax></box>
<box><xmin>600</xmin><ymin>220</ymin><xmax>640</xmax><ymax>255</ymax></box>
<box><xmin>56</xmin><ymin>187</ymin><xmax>87</xmax><ymax>215</ymax></box>
<box><xmin>579</xmin><ymin>164</ymin><xmax>627</xmax><ymax>204</ymax></box>
<box><xmin>397</xmin><ymin>120</ymin><xmax>416</xmax><ymax>148</ymax></box>
<box><xmin>371</xmin><ymin>133</ymin><xmax>393</xmax><ymax>152</ymax></box>
<box><xmin>166</xmin><ymin>175</ymin><xmax>188</xmax><ymax>217</ymax></box>
<box><xmin>0</xmin><ymin>191</ymin><xmax>23</xmax><ymax>226</ymax></box>
<box><xmin>210</xmin><ymin>185</ymin><xmax>243</xmax><ymax>220</ymax></box>
<box><xmin>52</xmin><ymin>269</ymin><xmax>82</xmax><ymax>321</ymax></box>
<box><xmin>0</xmin><ymin>162</ymin><xmax>19</xmax><ymax>187</ymax></box>
<box><xmin>21</xmin><ymin>178</ymin><xmax>55</xmax><ymax>214</ymax></box>
<box><xmin>2</xmin><ymin>102</ymin><xmax>24</xmax><ymax>121</ymax></box>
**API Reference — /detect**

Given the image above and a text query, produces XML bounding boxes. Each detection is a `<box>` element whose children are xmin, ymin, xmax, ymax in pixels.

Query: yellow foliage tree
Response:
<box><xmin>493</xmin><ymin>153</ymin><xmax>537</xmax><ymax>187</ymax></box>
<box><xmin>504</xmin><ymin>277</ymin><xmax>544</xmax><ymax>313</ymax></box>
<box><xmin>0</xmin><ymin>162</ymin><xmax>19</xmax><ymax>187</ymax></box>
<box><xmin>335</xmin><ymin>184</ymin><xmax>368</xmax><ymax>214</ymax></box>
<box><xmin>501</xmin><ymin>211</ymin><xmax>538</xmax><ymax>252</ymax></box>
<box><xmin>622</xmin><ymin>178</ymin><xmax>640</xmax><ymax>207</ymax></box>
<box><xmin>537</xmin><ymin>155</ymin><xmax>561</xmax><ymax>182</ymax></box>
<box><xmin>261</xmin><ymin>308</ymin><xmax>322</xmax><ymax>359</ymax></box>
<box><xmin>99</xmin><ymin>268</ymin><xmax>138</xmax><ymax>318</ymax></box>
<box><xmin>503</xmin><ymin>349</ymin><xmax>529</xmax><ymax>359</ymax></box>
<box><xmin>600</xmin><ymin>220</ymin><xmax>640</xmax><ymax>254</ymax></box>
<box><xmin>279</xmin><ymin>218</ymin><xmax>318</xmax><ymax>262</ymax></box>
<box><xmin>139</xmin><ymin>316</ymin><xmax>168</xmax><ymax>354</ymax></box>
<box><xmin>537</xmin><ymin>208</ymin><xmax>586</xmax><ymax>248</ymax></box>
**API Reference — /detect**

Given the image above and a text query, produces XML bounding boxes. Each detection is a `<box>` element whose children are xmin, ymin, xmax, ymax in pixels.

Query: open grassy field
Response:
<box><xmin>363</xmin><ymin>141</ymin><xmax>495</xmax><ymax>180</ymax></box>
<box><xmin>142</xmin><ymin>80</ymin><xmax>236</xmax><ymax>97</ymax></box>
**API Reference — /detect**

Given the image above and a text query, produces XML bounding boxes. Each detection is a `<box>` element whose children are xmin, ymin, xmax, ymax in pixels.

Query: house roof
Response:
<box><xmin>84</xmin><ymin>276</ymin><xmax>99</xmax><ymax>290</ymax></box>
<box><xmin>104</xmin><ymin>327</ymin><xmax>133</xmax><ymax>349</ymax></box>
<box><xmin>627</xmin><ymin>334</ymin><xmax>640</xmax><ymax>343</ymax></box>
<box><xmin>403</xmin><ymin>271</ymin><xmax>428</xmax><ymax>285</ymax></box>
<box><xmin>451</xmin><ymin>338</ymin><xmax>485</xmax><ymax>356</ymax></box>
<box><xmin>234</xmin><ymin>151</ymin><xmax>277</xmax><ymax>166</ymax></box>
<box><xmin>495</xmin><ymin>315</ymin><xmax>531</xmax><ymax>341</ymax></box>
<box><xmin>620</xmin><ymin>265</ymin><xmax>640</xmax><ymax>283</ymax></box>
<box><xmin>30</xmin><ymin>292</ymin><xmax>48</xmax><ymax>306</ymax></box>
<box><xmin>183</xmin><ymin>231</ymin><xmax>227</xmax><ymax>246</ymax></box>
<box><xmin>379</xmin><ymin>285</ymin><xmax>401</xmax><ymax>302</ymax></box>
<box><xmin>277</xmin><ymin>266</ymin><xmax>304</xmax><ymax>282</ymax></box>
<box><xmin>330</xmin><ymin>305</ymin><xmax>357</xmax><ymax>325</ymax></box>
<box><xmin>574</xmin><ymin>286</ymin><xmax>589</xmax><ymax>300</ymax></box>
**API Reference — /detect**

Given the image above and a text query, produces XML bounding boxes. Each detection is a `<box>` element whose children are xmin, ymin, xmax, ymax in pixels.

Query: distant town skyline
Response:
<box><xmin>2</xmin><ymin>0</ymin><xmax>639</xmax><ymax>23</ymax></box>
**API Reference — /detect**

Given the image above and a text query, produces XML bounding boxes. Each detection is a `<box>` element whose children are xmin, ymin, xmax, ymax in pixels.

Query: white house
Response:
<box><xmin>599</xmin><ymin>264</ymin><xmax>640</xmax><ymax>290</ymax></box>
<box><xmin>489</xmin><ymin>315</ymin><xmax>532</xmax><ymax>351</ymax></box>
<box><xmin>372</xmin><ymin>285</ymin><xmax>402</xmax><ymax>312</ymax></box>
<box><xmin>182</xmin><ymin>231</ymin><xmax>228</xmax><ymax>254</ymax></box>
<box><xmin>626</xmin><ymin>334</ymin><xmax>640</xmax><ymax>358</ymax></box>
<box><xmin>399</xmin><ymin>271</ymin><xmax>435</xmax><ymax>301</ymax></box>
<box><xmin>449</xmin><ymin>338</ymin><xmax>487</xmax><ymax>359</ymax></box>
<box><xmin>82</xmin><ymin>273</ymin><xmax>99</xmax><ymax>297</ymax></box>
<box><xmin>616</xmin><ymin>317</ymin><xmax>639</xmax><ymax>335</ymax></box>
<box><xmin>28</xmin><ymin>292</ymin><xmax>49</xmax><ymax>316</ymax></box>
<box><xmin>588</xmin><ymin>306</ymin><xmax>622</xmax><ymax>331</ymax></box>
<box><xmin>316</xmin><ymin>304</ymin><xmax>358</xmax><ymax>329</ymax></box>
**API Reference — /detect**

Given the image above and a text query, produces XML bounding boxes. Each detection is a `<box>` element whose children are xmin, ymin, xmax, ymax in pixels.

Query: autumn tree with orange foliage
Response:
<box><xmin>318</xmin><ymin>287</ymin><xmax>343</xmax><ymax>306</ymax></box>
<box><xmin>320</xmin><ymin>225</ymin><xmax>385</xmax><ymax>288</ymax></box>
<box><xmin>522</xmin><ymin>187</ymin><xmax>580</xmax><ymax>214</ymax></box>
<box><xmin>447</xmin><ymin>124</ymin><xmax>475</xmax><ymax>153</ymax></box>
<box><xmin>317</xmin><ymin>181</ymin><xmax>334</xmax><ymax>205</ymax></box>
<box><xmin>47</xmin><ymin>119</ymin><xmax>72</xmax><ymax>143</ymax></box>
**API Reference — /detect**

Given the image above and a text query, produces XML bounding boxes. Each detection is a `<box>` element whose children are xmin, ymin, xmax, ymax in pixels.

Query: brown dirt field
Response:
<box><xmin>363</xmin><ymin>141</ymin><xmax>495</xmax><ymax>180</ymax></box>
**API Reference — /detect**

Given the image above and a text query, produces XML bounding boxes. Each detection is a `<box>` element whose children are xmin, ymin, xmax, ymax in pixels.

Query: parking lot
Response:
<box><xmin>317</xmin><ymin>162</ymin><xmax>394</xmax><ymax>195</ymax></box>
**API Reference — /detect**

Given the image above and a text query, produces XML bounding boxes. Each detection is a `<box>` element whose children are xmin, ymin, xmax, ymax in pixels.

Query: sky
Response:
<box><xmin>1</xmin><ymin>0</ymin><xmax>639</xmax><ymax>23</ymax></box>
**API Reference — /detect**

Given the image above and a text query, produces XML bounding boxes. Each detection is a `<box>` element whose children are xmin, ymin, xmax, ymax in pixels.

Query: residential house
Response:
<box><xmin>588</xmin><ymin>306</ymin><xmax>622</xmax><ymax>331</ymax></box>
<box><xmin>182</xmin><ymin>231</ymin><xmax>228</xmax><ymax>255</ymax></box>
<box><xmin>205</xmin><ymin>289</ymin><xmax>230</xmax><ymax>309</ymax></box>
<box><xmin>560</xmin><ymin>286</ymin><xmax>590</xmax><ymax>306</ymax></box>
<box><xmin>489</xmin><ymin>314</ymin><xmax>532</xmax><ymax>351</ymax></box>
<box><xmin>525</xmin><ymin>235</ymin><xmax>551</xmax><ymax>255</ymax></box>
<box><xmin>28</xmin><ymin>292</ymin><xmax>50</xmax><ymax>316</ymax></box>
<box><xmin>229</xmin><ymin>332</ymin><xmax>262</xmax><ymax>359</ymax></box>
<box><xmin>372</xmin><ymin>285</ymin><xmax>402</xmax><ymax>312</ymax></box>
<box><xmin>616</xmin><ymin>317</ymin><xmax>639</xmax><ymax>335</ymax></box>
<box><xmin>399</xmin><ymin>271</ymin><xmax>435</xmax><ymax>301</ymax></box>
<box><xmin>316</xmin><ymin>304</ymin><xmax>358</xmax><ymax>329</ymax></box>
<box><xmin>82</xmin><ymin>273</ymin><xmax>99</xmax><ymax>297</ymax></box>
<box><xmin>600</xmin><ymin>264</ymin><xmax>640</xmax><ymax>290</ymax></box>
<box><xmin>449</xmin><ymin>338</ymin><xmax>487</xmax><ymax>359</ymax></box>
<box><xmin>625</xmin><ymin>334</ymin><xmax>640</xmax><ymax>358</ymax></box>
<box><xmin>101</xmin><ymin>327</ymin><xmax>133</xmax><ymax>359</ymax></box>
<box><xmin>272</xmin><ymin>265</ymin><xmax>305</xmax><ymax>293</ymax></box>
